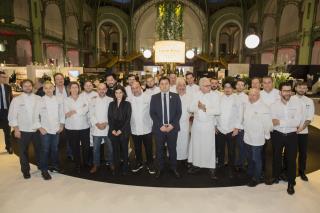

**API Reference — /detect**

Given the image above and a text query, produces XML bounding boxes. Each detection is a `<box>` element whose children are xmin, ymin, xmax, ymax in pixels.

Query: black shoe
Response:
<box><xmin>155</xmin><ymin>170</ymin><xmax>163</xmax><ymax>179</ymax></box>
<box><xmin>300</xmin><ymin>172</ymin><xmax>308</xmax><ymax>182</ymax></box>
<box><xmin>280</xmin><ymin>173</ymin><xmax>288</xmax><ymax>182</ymax></box>
<box><xmin>74</xmin><ymin>166</ymin><xmax>81</xmax><ymax>174</ymax></box>
<box><xmin>209</xmin><ymin>169</ymin><xmax>218</xmax><ymax>180</ymax></box>
<box><xmin>41</xmin><ymin>171</ymin><xmax>52</xmax><ymax>180</ymax></box>
<box><xmin>172</xmin><ymin>170</ymin><xmax>181</xmax><ymax>179</ymax></box>
<box><xmin>272</xmin><ymin>177</ymin><xmax>280</xmax><ymax>184</ymax></box>
<box><xmin>147</xmin><ymin>164</ymin><xmax>156</xmax><ymax>175</ymax></box>
<box><xmin>49</xmin><ymin>166</ymin><xmax>61</xmax><ymax>173</ymax></box>
<box><xmin>23</xmin><ymin>172</ymin><xmax>31</xmax><ymax>179</ymax></box>
<box><xmin>6</xmin><ymin>147</ymin><xmax>13</xmax><ymax>154</ymax></box>
<box><xmin>131</xmin><ymin>162</ymin><xmax>144</xmax><ymax>173</ymax></box>
<box><xmin>187</xmin><ymin>166</ymin><xmax>200</xmax><ymax>174</ymax></box>
<box><xmin>287</xmin><ymin>183</ymin><xmax>295</xmax><ymax>195</ymax></box>
<box><xmin>248</xmin><ymin>179</ymin><xmax>259</xmax><ymax>187</ymax></box>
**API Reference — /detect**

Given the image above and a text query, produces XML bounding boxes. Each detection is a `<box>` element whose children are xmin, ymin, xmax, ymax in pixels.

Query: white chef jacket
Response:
<box><xmin>291</xmin><ymin>95</ymin><xmax>315</xmax><ymax>134</ymax></box>
<box><xmin>125</xmin><ymin>85</ymin><xmax>133</xmax><ymax>98</ymax></box>
<box><xmin>243</xmin><ymin>99</ymin><xmax>273</xmax><ymax>146</ymax></box>
<box><xmin>128</xmin><ymin>93</ymin><xmax>152</xmax><ymax>135</ymax></box>
<box><xmin>55</xmin><ymin>86</ymin><xmax>68</xmax><ymax>99</ymax></box>
<box><xmin>89</xmin><ymin>95</ymin><xmax>113</xmax><ymax>136</ymax></box>
<box><xmin>217</xmin><ymin>94</ymin><xmax>242</xmax><ymax>134</ymax></box>
<box><xmin>8</xmin><ymin>93</ymin><xmax>40</xmax><ymax>132</ymax></box>
<box><xmin>144</xmin><ymin>87</ymin><xmax>160</xmax><ymax>97</ymax></box>
<box><xmin>170</xmin><ymin>85</ymin><xmax>177</xmax><ymax>93</ymax></box>
<box><xmin>235</xmin><ymin>92</ymin><xmax>248</xmax><ymax>130</ymax></box>
<box><xmin>260</xmin><ymin>89</ymin><xmax>280</xmax><ymax>107</ymax></box>
<box><xmin>33</xmin><ymin>95</ymin><xmax>65</xmax><ymax>134</ymax></box>
<box><xmin>186</xmin><ymin>84</ymin><xmax>200</xmax><ymax>97</ymax></box>
<box><xmin>80</xmin><ymin>91</ymin><xmax>98</xmax><ymax>102</ymax></box>
<box><xmin>64</xmin><ymin>95</ymin><xmax>89</xmax><ymax>130</ymax></box>
<box><xmin>271</xmin><ymin>98</ymin><xmax>304</xmax><ymax>134</ymax></box>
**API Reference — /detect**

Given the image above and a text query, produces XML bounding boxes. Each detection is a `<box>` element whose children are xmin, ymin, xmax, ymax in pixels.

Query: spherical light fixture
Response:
<box><xmin>143</xmin><ymin>49</ymin><xmax>152</xmax><ymax>59</ymax></box>
<box><xmin>245</xmin><ymin>34</ymin><xmax>260</xmax><ymax>49</ymax></box>
<box><xmin>186</xmin><ymin>49</ymin><xmax>195</xmax><ymax>59</ymax></box>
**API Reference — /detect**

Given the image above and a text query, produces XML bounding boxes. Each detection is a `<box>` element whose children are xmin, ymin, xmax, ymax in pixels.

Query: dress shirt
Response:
<box><xmin>243</xmin><ymin>99</ymin><xmax>273</xmax><ymax>146</ymax></box>
<box><xmin>217</xmin><ymin>94</ymin><xmax>242</xmax><ymax>134</ymax></box>
<box><xmin>260</xmin><ymin>89</ymin><xmax>280</xmax><ymax>107</ymax></box>
<box><xmin>161</xmin><ymin>92</ymin><xmax>170</xmax><ymax>125</ymax></box>
<box><xmin>64</xmin><ymin>95</ymin><xmax>89</xmax><ymax>130</ymax></box>
<box><xmin>128</xmin><ymin>93</ymin><xmax>152</xmax><ymax>135</ymax></box>
<box><xmin>34</xmin><ymin>95</ymin><xmax>65</xmax><ymax>134</ymax></box>
<box><xmin>8</xmin><ymin>93</ymin><xmax>40</xmax><ymax>132</ymax></box>
<box><xmin>0</xmin><ymin>84</ymin><xmax>7</xmax><ymax>109</ymax></box>
<box><xmin>271</xmin><ymin>98</ymin><xmax>304</xmax><ymax>134</ymax></box>
<box><xmin>89</xmin><ymin>95</ymin><xmax>113</xmax><ymax>136</ymax></box>
<box><xmin>291</xmin><ymin>95</ymin><xmax>315</xmax><ymax>134</ymax></box>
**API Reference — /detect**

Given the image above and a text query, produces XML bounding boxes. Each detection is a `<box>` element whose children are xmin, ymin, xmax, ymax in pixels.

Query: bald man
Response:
<box><xmin>243</xmin><ymin>88</ymin><xmax>272</xmax><ymax>187</ymax></box>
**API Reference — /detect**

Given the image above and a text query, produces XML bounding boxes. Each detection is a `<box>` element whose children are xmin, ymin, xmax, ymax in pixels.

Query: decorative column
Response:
<box><xmin>29</xmin><ymin>0</ymin><xmax>43</xmax><ymax>63</ymax></box>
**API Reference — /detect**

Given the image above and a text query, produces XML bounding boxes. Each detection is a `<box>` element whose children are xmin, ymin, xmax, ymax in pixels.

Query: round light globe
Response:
<box><xmin>245</xmin><ymin>34</ymin><xmax>260</xmax><ymax>49</ymax></box>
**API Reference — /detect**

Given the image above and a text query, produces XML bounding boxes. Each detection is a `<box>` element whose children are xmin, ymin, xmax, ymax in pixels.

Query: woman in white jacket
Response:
<box><xmin>64</xmin><ymin>82</ymin><xmax>90</xmax><ymax>173</ymax></box>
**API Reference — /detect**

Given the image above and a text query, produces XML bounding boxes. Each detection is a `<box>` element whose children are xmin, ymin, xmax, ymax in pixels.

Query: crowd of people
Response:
<box><xmin>0</xmin><ymin>70</ymin><xmax>315</xmax><ymax>195</ymax></box>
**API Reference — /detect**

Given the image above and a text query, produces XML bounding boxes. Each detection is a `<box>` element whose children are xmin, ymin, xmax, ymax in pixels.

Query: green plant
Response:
<box><xmin>156</xmin><ymin>1</ymin><xmax>184</xmax><ymax>40</ymax></box>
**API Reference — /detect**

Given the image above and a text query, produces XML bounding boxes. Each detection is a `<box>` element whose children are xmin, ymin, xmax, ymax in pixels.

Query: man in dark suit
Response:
<box><xmin>150</xmin><ymin>76</ymin><xmax>182</xmax><ymax>178</ymax></box>
<box><xmin>0</xmin><ymin>71</ymin><xmax>13</xmax><ymax>154</ymax></box>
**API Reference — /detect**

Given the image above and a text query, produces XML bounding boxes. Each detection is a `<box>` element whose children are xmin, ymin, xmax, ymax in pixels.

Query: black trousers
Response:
<box><xmin>155</xmin><ymin>131</ymin><xmax>178</xmax><ymax>170</ymax></box>
<box><xmin>298</xmin><ymin>134</ymin><xmax>308</xmax><ymax>173</ymax></box>
<box><xmin>132</xmin><ymin>133</ymin><xmax>153</xmax><ymax>165</ymax></box>
<box><xmin>0</xmin><ymin>110</ymin><xmax>11</xmax><ymax>150</ymax></box>
<box><xmin>110</xmin><ymin>134</ymin><xmax>129</xmax><ymax>173</ymax></box>
<box><xmin>272</xmin><ymin>131</ymin><xmax>298</xmax><ymax>184</ymax></box>
<box><xmin>18</xmin><ymin>131</ymin><xmax>41</xmax><ymax>173</ymax></box>
<box><xmin>216</xmin><ymin>131</ymin><xmax>235</xmax><ymax>168</ymax></box>
<box><xmin>65</xmin><ymin>128</ymin><xmax>90</xmax><ymax>166</ymax></box>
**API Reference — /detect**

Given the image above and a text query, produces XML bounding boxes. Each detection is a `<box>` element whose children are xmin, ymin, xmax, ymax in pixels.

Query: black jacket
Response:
<box><xmin>149</xmin><ymin>92</ymin><xmax>182</xmax><ymax>134</ymax></box>
<box><xmin>108</xmin><ymin>100</ymin><xmax>132</xmax><ymax>137</ymax></box>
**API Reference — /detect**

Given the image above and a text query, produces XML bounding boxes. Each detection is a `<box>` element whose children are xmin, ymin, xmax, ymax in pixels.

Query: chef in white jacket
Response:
<box><xmin>188</xmin><ymin>77</ymin><xmax>220</xmax><ymax>179</ymax></box>
<box><xmin>169</xmin><ymin>73</ymin><xmax>177</xmax><ymax>93</ymax></box>
<box><xmin>79</xmin><ymin>80</ymin><xmax>98</xmax><ymax>160</ymax></box>
<box><xmin>125</xmin><ymin>74</ymin><xmax>137</xmax><ymax>98</ymax></box>
<box><xmin>243</xmin><ymin>88</ymin><xmax>272</xmax><ymax>187</ymax></box>
<box><xmin>89</xmin><ymin>83</ymin><xmax>113</xmax><ymax>174</ymax></box>
<box><xmin>216</xmin><ymin>82</ymin><xmax>242</xmax><ymax>178</ymax></box>
<box><xmin>176</xmin><ymin>77</ymin><xmax>192</xmax><ymax>162</ymax></box>
<box><xmin>64</xmin><ymin>82</ymin><xmax>90</xmax><ymax>172</ymax></box>
<box><xmin>144</xmin><ymin>76</ymin><xmax>160</xmax><ymax>96</ymax></box>
<box><xmin>292</xmin><ymin>81</ymin><xmax>315</xmax><ymax>182</ymax></box>
<box><xmin>234</xmin><ymin>79</ymin><xmax>248</xmax><ymax>171</ymax></box>
<box><xmin>33</xmin><ymin>81</ymin><xmax>65</xmax><ymax>180</ymax></box>
<box><xmin>271</xmin><ymin>82</ymin><xmax>303</xmax><ymax>195</ymax></box>
<box><xmin>260</xmin><ymin>76</ymin><xmax>280</xmax><ymax>107</ymax></box>
<box><xmin>8</xmin><ymin>79</ymin><xmax>41</xmax><ymax>179</ymax></box>
<box><xmin>128</xmin><ymin>81</ymin><xmax>155</xmax><ymax>174</ymax></box>
<box><xmin>185</xmin><ymin>72</ymin><xmax>199</xmax><ymax>97</ymax></box>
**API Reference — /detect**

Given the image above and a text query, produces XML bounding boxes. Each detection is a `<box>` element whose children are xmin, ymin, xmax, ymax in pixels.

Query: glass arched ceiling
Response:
<box><xmin>85</xmin><ymin>0</ymin><xmax>256</xmax><ymax>15</ymax></box>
